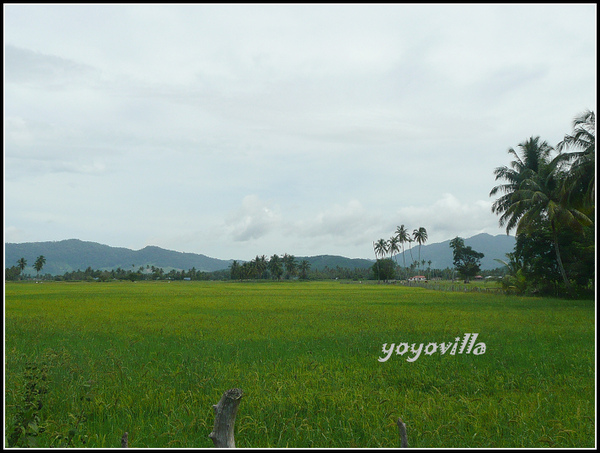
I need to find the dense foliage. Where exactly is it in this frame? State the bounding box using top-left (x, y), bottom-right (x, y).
top-left (490, 110), bottom-right (595, 297)
top-left (449, 237), bottom-right (484, 281)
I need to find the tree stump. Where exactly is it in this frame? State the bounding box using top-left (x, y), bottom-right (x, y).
top-left (397, 418), bottom-right (408, 448)
top-left (209, 388), bottom-right (243, 448)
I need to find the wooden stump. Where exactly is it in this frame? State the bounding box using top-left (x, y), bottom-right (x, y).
top-left (397, 418), bottom-right (408, 448)
top-left (209, 388), bottom-right (243, 448)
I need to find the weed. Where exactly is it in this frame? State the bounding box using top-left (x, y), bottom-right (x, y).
top-left (6, 361), bottom-right (49, 447)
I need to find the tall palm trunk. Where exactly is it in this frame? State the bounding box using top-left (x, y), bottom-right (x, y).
top-left (401, 243), bottom-right (406, 270)
top-left (373, 242), bottom-right (380, 283)
top-left (551, 221), bottom-right (570, 287)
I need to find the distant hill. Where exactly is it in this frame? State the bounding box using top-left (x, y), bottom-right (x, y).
top-left (4, 239), bottom-right (234, 276)
top-left (392, 233), bottom-right (515, 271)
top-left (5, 233), bottom-right (515, 276)
top-left (298, 255), bottom-right (374, 272)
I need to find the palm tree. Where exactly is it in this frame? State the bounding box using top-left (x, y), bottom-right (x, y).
top-left (299, 260), bottom-right (311, 280)
top-left (404, 237), bottom-right (415, 268)
top-left (412, 227), bottom-right (428, 269)
top-left (395, 225), bottom-right (410, 275)
top-left (388, 236), bottom-right (400, 280)
top-left (388, 236), bottom-right (400, 262)
top-left (17, 258), bottom-right (27, 274)
top-left (254, 255), bottom-right (268, 279)
top-left (556, 110), bottom-right (595, 212)
top-left (283, 253), bottom-right (298, 279)
top-left (374, 238), bottom-right (389, 259)
top-left (34, 255), bottom-right (46, 278)
top-left (373, 239), bottom-right (389, 282)
top-left (229, 260), bottom-right (241, 280)
top-left (268, 254), bottom-right (283, 280)
top-left (490, 136), bottom-right (592, 287)
top-left (490, 136), bottom-right (554, 233)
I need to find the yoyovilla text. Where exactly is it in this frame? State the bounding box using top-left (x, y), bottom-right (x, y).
top-left (378, 333), bottom-right (486, 362)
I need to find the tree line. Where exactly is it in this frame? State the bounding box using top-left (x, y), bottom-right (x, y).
top-left (5, 255), bottom-right (46, 281)
top-left (229, 254), bottom-right (310, 280)
top-left (372, 226), bottom-right (432, 281)
top-left (6, 254), bottom-right (493, 283)
top-left (8, 108), bottom-right (592, 296)
top-left (489, 110), bottom-right (595, 297)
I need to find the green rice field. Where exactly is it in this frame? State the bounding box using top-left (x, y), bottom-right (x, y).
top-left (4, 281), bottom-right (596, 448)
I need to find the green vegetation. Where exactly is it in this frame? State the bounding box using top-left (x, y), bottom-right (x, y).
top-left (33, 255), bottom-right (46, 278)
top-left (449, 237), bottom-right (485, 282)
top-left (5, 281), bottom-right (595, 448)
top-left (490, 110), bottom-right (595, 297)
top-left (229, 254), bottom-right (306, 281)
top-left (372, 226), bottom-right (431, 281)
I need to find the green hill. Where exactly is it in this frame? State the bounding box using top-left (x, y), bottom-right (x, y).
top-left (393, 233), bottom-right (515, 271)
top-left (5, 233), bottom-right (515, 276)
top-left (298, 255), bottom-right (374, 272)
top-left (5, 239), bottom-right (233, 275)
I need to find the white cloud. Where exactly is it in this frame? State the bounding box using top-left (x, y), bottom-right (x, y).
top-left (296, 200), bottom-right (377, 242)
top-left (5, 44), bottom-right (101, 88)
top-left (3, 4), bottom-right (596, 261)
top-left (225, 195), bottom-right (282, 242)
top-left (4, 226), bottom-right (26, 244)
top-left (394, 194), bottom-right (500, 244)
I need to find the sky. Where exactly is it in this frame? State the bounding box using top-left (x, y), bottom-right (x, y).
top-left (3, 4), bottom-right (597, 261)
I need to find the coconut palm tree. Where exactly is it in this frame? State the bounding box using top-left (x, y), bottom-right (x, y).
top-left (556, 110), bottom-right (595, 212)
top-left (412, 227), bottom-right (428, 269)
top-left (406, 237), bottom-right (415, 268)
top-left (255, 255), bottom-right (268, 279)
top-left (299, 260), bottom-right (311, 280)
top-left (388, 236), bottom-right (400, 280)
top-left (17, 258), bottom-right (27, 274)
top-left (268, 254), bottom-right (283, 280)
top-left (395, 225), bottom-right (410, 275)
top-left (374, 238), bottom-right (389, 259)
top-left (388, 236), bottom-right (400, 262)
top-left (490, 136), bottom-right (592, 287)
top-left (34, 255), bottom-right (46, 278)
top-left (373, 239), bottom-right (389, 282)
top-left (229, 260), bottom-right (241, 280)
top-left (283, 253), bottom-right (298, 279)
top-left (490, 136), bottom-right (554, 232)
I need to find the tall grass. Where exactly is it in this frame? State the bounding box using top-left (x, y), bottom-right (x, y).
top-left (5, 281), bottom-right (595, 448)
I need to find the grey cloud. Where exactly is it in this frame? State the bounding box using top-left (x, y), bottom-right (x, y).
top-left (3, 4), bottom-right (595, 260)
top-left (226, 195), bottom-right (281, 242)
top-left (5, 44), bottom-right (101, 88)
top-left (298, 200), bottom-right (369, 238)
top-left (394, 194), bottom-right (498, 244)
top-left (7, 156), bottom-right (107, 178)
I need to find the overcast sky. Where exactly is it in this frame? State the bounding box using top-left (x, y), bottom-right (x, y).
top-left (4, 4), bottom-right (596, 261)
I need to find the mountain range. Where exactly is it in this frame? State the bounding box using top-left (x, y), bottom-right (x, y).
top-left (390, 233), bottom-right (517, 272)
top-left (4, 239), bottom-right (233, 276)
top-left (5, 233), bottom-right (515, 276)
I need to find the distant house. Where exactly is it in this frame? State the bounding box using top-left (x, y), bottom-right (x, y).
top-left (408, 275), bottom-right (427, 282)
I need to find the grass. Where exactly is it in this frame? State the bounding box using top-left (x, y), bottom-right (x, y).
top-left (4, 280), bottom-right (596, 448)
